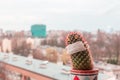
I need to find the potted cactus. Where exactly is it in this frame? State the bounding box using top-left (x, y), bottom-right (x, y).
top-left (65, 32), bottom-right (99, 80)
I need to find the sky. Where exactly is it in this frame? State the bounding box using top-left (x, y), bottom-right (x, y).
top-left (0, 0), bottom-right (120, 32)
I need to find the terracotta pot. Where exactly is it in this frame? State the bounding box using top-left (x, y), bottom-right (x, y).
top-left (70, 69), bottom-right (99, 80)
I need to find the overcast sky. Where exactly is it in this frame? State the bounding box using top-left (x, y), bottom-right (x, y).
top-left (0, 0), bottom-right (120, 32)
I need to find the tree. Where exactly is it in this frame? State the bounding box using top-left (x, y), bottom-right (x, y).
top-left (46, 47), bottom-right (58, 63)
top-left (112, 32), bottom-right (120, 64)
top-left (33, 48), bottom-right (45, 60)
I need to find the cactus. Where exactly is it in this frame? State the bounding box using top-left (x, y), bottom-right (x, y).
top-left (66, 32), bottom-right (93, 70)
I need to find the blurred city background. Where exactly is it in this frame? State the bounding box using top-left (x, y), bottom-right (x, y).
top-left (0, 27), bottom-right (120, 65)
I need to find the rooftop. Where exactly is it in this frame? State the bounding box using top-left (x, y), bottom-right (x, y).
top-left (0, 53), bottom-right (115, 80)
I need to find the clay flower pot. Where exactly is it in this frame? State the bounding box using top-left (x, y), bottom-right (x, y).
top-left (70, 69), bottom-right (99, 80)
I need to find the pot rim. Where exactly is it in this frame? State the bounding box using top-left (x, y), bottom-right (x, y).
top-left (70, 69), bottom-right (99, 74)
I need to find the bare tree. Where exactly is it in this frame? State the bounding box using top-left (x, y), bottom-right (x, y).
top-left (112, 32), bottom-right (120, 64)
top-left (33, 48), bottom-right (45, 60)
top-left (46, 47), bottom-right (58, 63)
